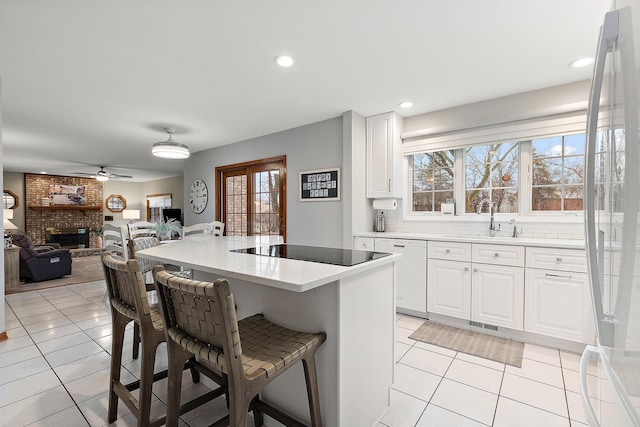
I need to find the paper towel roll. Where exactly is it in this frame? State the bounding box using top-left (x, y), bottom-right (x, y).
top-left (372, 198), bottom-right (398, 210)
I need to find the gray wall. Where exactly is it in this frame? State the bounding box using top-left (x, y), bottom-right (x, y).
top-left (403, 80), bottom-right (591, 137)
top-left (184, 117), bottom-right (345, 247)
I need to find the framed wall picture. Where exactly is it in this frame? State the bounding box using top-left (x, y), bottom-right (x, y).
top-left (299, 168), bottom-right (340, 201)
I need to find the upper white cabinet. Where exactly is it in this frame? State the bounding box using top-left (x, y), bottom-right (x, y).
top-left (366, 112), bottom-right (403, 199)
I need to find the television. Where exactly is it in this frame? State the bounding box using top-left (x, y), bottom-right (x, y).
top-left (162, 208), bottom-right (183, 226)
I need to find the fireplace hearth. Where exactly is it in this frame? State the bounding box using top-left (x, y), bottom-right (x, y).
top-left (45, 227), bottom-right (90, 249)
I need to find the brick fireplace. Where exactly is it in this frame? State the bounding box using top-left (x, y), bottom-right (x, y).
top-left (25, 174), bottom-right (103, 247)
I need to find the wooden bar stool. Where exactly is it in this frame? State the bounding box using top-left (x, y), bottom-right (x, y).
top-left (153, 266), bottom-right (327, 427)
top-left (101, 252), bottom-right (225, 427)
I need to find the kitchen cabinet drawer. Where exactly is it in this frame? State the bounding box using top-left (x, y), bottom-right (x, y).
top-left (428, 241), bottom-right (472, 262)
top-left (354, 237), bottom-right (375, 251)
top-left (526, 247), bottom-right (587, 273)
top-left (472, 243), bottom-right (524, 267)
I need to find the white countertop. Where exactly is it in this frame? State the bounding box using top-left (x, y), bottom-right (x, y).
top-left (136, 235), bottom-right (400, 292)
top-left (355, 231), bottom-right (586, 250)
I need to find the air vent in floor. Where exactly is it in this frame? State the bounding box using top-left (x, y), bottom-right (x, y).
top-left (469, 320), bottom-right (498, 331)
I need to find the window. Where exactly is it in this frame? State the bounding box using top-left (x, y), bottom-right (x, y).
top-left (531, 134), bottom-right (585, 212)
top-left (465, 142), bottom-right (519, 214)
top-left (405, 112), bottom-right (590, 217)
top-left (411, 150), bottom-right (454, 212)
top-left (595, 128), bottom-right (625, 213)
top-left (215, 156), bottom-right (286, 239)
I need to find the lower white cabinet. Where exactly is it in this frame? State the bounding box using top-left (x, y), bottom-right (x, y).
top-left (375, 238), bottom-right (427, 313)
top-left (472, 264), bottom-right (524, 330)
top-left (354, 237), bottom-right (374, 251)
top-left (427, 259), bottom-right (471, 319)
top-left (524, 268), bottom-right (595, 343)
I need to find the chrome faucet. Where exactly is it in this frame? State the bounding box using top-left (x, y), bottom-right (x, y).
top-left (510, 219), bottom-right (518, 238)
top-left (477, 199), bottom-right (498, 236)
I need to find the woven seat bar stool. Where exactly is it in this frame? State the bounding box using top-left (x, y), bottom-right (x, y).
top-left (101, 252), bottom-right (226, 427)
top-left (127, 237), bottom-right (191, 360)
top-left (153, 266), bottom-right (327, 427)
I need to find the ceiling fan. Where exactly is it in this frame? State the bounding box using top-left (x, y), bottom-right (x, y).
top-left (72, 166), bottom-right (133, 182)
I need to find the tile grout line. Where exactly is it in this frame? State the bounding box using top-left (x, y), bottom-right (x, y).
top-left (9, 287), bottom-right (93, 426)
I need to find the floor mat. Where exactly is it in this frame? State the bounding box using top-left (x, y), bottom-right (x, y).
top-left (409, 320), bottom-right (524, 367)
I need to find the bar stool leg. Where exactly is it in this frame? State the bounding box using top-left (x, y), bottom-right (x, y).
top-left (165, 343), bottom-right (192, 427)
top-left (303, 353), bottom-right (323, 427)
top-left (108, 313), bottom-right (128, 423)
top-left (133, 322), bottom-right (140, 359)
top-left (137, 342), bottom-right (159, 426)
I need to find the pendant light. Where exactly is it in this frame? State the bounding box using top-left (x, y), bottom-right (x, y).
top-left (152, 128), bottom-right (190, 159)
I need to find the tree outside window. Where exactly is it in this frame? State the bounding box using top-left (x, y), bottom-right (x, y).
top-left (465, 142), bottom-right (519, 213)
top-left (412, 150), bottom-right (454, 212)
top-left (531, 134), bottom-right (585, 212)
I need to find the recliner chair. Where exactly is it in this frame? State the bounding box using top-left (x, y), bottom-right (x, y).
top-left (12, 233), bottom-right (73, 282)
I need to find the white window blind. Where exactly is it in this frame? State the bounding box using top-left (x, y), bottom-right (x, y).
top-left (401, 111), bottom-right (587, 154)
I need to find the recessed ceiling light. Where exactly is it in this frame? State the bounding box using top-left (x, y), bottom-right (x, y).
top-left (275, 55), bottom-right (294, 67)
top-left (569, 57), bottom-right (594, 68)
top-left (40, 171), bottom-right (47, 174)
top-left (399, 101), bottom-right (414, 109)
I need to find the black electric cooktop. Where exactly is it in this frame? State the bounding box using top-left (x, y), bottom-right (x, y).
top-left (230, 244), bottom-right (390, 267)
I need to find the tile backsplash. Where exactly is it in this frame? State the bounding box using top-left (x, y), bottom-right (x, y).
top-left (378, 200), bottom-right (585, 240)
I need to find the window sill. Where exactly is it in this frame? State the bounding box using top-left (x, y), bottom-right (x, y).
top-left (402, 212), bottom-right (585, 224)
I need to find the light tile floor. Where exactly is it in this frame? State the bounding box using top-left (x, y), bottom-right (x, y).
top-left (1, 281), bottom-right (594, 426)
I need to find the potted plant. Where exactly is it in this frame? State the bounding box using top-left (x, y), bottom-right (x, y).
top-left (90, 226), bottom-right (103, 248)
top-left (153, 216), bottom-right (182, 241)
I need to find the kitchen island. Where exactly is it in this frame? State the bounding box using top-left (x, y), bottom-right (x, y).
top-left (136, 235), bottom-right (400, 427)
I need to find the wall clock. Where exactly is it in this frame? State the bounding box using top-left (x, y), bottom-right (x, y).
top-left (189, 179), bottom-right (208, 214)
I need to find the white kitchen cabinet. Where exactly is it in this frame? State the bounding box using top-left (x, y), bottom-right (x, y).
top-left (375, 238), bottom-right (427, 313)
top-left (427, 258), bottom-right (471, 319)
top-left (524, 268), bottom-right (595, 344)
top-left (366, 112), bottom-right (403, 199)
top-left (427, 241), bottom-right (524, 330)
top-left (354, 236), bottom-right (374, 251)
top-left (428, 240), bottom-right (472, 262)
top-left (472, 243), bottom-right (524, 267)
top-left (471, 263), bottom-right (524, 330)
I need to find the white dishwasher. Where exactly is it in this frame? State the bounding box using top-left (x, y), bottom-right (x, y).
top-left (375, 238), bottom-right (427, 314)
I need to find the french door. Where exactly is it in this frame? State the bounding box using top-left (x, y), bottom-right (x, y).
top-left (215, 156), bottom-right (286, 240)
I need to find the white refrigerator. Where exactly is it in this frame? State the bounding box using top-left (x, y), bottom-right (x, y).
top-left (582, 1), bottom-right (640, 426)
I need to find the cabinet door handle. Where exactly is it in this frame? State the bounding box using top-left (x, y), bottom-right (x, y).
top-left (445, 249), bottom-right (451, 254)
top-left (388, 179), bottom-right (392, 192)
top-left (494, 252), bottom-right (500, 257)
top-left (464, 267), bottom-right (469, 272)
top-left (545, 273), bottom-right (572, 280)
top-left (473, 268), bottom-right (478, 273)
top-left (393, 244), bottom-right (405, 248)
top-left (556, 257), bottom-right (563, 262)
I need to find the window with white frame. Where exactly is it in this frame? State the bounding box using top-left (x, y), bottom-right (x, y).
top-left (411, 150), bottom-right (454, 212)
top-left (531, 133), bottom-right (586, 212)
top-left (465, 142), bottom-right (519, 214)
top-left (408, 131), bottom-right (592, 216)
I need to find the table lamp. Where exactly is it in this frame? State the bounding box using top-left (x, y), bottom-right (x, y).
top-left (122, 209), bottom-right (141, 223)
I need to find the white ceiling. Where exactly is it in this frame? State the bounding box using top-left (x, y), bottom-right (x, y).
top-left (0, 0), bottom-right (611, 182)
